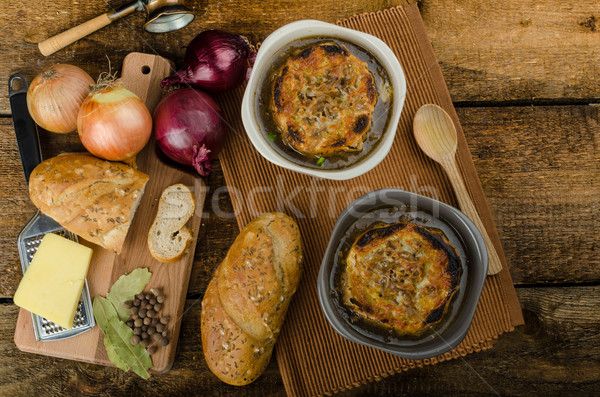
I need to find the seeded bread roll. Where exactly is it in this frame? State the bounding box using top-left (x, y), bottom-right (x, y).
top-left (28, 154), bottom-right (149, 254)
top-left (201, 212), bottom-right (303, 386)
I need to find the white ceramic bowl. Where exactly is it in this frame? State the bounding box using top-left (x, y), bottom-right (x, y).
top-left (241, 20), bottom-right (407, 180)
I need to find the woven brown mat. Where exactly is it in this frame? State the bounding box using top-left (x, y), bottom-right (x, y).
top-left (215, 3), bottom-right (524, 396)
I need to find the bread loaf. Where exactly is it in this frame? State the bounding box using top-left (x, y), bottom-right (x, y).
top-left (201, 212), bottom-right (303, 386)
top-left (28, 154), bottom-right (149, 254)
top-left (148, 184), bottom-right (195, 263)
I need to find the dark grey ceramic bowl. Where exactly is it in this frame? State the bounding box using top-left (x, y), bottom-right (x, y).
top-left (317, 188), bottom-right (488, 360)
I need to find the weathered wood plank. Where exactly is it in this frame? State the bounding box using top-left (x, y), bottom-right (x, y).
top-left (1, 286), bottom-right (598, 396)
top-left (0, 0), bottom-right (402, 115)
top-left (1, 104), bottom-right (598, 297)
top-left (463, 105), bottom-right (600, 284)
top-left (418, 0), bottom-right (600, 103)
top-left (2, 0), bottom-right (599, 115)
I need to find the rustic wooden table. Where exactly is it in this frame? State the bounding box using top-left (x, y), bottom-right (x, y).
top-left (1, 0), bottom-right (599, 395)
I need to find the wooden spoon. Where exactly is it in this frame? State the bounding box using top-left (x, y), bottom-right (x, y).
top-left (413, 104), bottom-right (502, 275)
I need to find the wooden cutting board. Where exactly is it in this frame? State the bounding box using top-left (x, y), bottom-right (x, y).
top-left (14, 53), bottom-right (206, 373)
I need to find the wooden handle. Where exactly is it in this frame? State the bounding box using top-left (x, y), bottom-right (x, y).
top-left (442, 158), bottom-right (503, 275)
top-left (121, 53), bottom-right (175, 113)
top-left (38, 13), bottom-right (112, 56)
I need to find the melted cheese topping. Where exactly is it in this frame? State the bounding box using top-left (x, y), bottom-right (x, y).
top-left (272, 42), bottom-right (377, 156)
top-left (342, 222), bottom-right (460, 335)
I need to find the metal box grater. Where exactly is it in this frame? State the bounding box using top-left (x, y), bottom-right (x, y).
top-left (17, 212), bottom-right (95, 341)
top-left (10, 73), bottom-right (95, 342)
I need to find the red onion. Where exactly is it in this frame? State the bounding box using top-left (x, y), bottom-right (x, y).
top-left (161, 30), bottom-right (256, 92)
top-left (153, 88), bottom-right (228, 176)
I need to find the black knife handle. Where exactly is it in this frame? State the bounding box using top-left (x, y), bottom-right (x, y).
top-left (9, 74), bottom-right (42, 185)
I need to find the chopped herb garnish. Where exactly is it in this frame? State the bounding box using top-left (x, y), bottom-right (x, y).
top-left (316, 157), bottom-right (325, 166)
top-left (268, 132), bottom-right (278, 141)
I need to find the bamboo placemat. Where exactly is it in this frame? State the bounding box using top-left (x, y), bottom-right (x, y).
top-left (215, 3), bottom-right (524, 396)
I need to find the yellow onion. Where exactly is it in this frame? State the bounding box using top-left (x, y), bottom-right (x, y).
top-left (77, 83), bottom-right (152, 162)
top-left (27, 64), bottom-right (94, 134)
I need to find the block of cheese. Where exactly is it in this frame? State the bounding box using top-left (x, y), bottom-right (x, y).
top-left (13, 233), bottom-right (93, 329)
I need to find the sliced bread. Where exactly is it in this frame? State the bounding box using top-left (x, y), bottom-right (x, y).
top-left (148, 184), bottom-right (196, 263)
top-left (28, 154), bottom-right (149, 254)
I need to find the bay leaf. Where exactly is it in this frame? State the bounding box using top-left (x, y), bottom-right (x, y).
top-left (104, 335), bottom-right (129, 372)
top-left (93, 296), bottom-right (152, 379)
top-left (107, 268), bottom-right (152, 321)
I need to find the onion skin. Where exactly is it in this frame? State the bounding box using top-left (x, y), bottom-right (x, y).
top-left (27, 64), bottom-right (94, 134)
top-left (77, 84), bottom-right (152, 162)
top-left (161, 30), bottom-right (255, 92)
top-left (153, 88), bottom-right (227, 176)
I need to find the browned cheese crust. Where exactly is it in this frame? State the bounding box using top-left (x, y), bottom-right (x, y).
top-left (28, 154), bottom-right (149, 254)
top-left (201, 212), bottom-right (303, 385)
top-left (343, 222), bottom-right (461, 335)
top-left (272, 42), bottom-right (377, 156)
